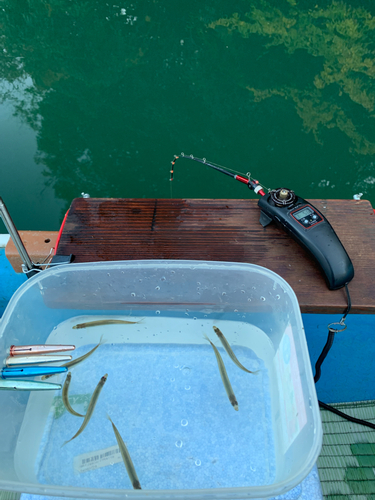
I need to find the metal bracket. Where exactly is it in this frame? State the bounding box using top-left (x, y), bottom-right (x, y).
top-left (259, 210), bottom-right (273, 228)
top-left (50, 255), bottom-right (74, 266)
top-left (0, 197), bottom-right (41, 278)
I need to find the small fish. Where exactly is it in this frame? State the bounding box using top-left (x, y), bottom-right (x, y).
top-left (73, 319), bottom-right (142, 329)
top-left (42, 336), bottom-right (105, 380)
top-left (62, 372), bottom-right (85, 418)
top-left (213, 326), bottom-right (259, 374)
top-left (204, 334), bottom-right (238, 411)
top-left (62, 373), bottom-right (108, 447)
top-left (107, 415), bottom-right (142, 490)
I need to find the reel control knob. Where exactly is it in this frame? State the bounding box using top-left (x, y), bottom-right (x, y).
top-left (270, 188), bottom-right (297, 207)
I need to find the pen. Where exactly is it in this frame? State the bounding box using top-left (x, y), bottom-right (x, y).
top-left (9, 345), bottom-right (75, 356)
top-left (1, 366), bottom-right (68, 379)
top-left (4, 354), bottom-right (72, 367)
top-left (0, 379), bottom-right (62, 391)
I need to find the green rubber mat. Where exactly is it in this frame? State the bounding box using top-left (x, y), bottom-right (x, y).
top-left (317, 400), bottom-right (375, 500)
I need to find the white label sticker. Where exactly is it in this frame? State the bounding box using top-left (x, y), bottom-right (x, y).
top-left (275, 324), bottom-right (307, 453)
top-left (74, 445), bottom-right (122, 473)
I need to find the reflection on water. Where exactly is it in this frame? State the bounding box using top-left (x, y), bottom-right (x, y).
top-left (0, 0), bottom-right (374, 230)
top-left (210, 1), bottom-right (375, 155)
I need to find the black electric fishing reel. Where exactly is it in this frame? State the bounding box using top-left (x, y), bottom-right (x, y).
top-left (170, 154), bottom-right (354, 290)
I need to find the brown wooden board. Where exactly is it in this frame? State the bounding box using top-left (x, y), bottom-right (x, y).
top-left (56, 198), bottom-right (375, 314)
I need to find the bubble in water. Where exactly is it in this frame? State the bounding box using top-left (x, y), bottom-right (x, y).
top-left (193, 317), bottom-right (197, 320)
top-left (222, 292), bottom-right (226, 296)
top-left (185, 385), bottom-right (191, 390)
top-left (252, 286), bottom-right (256, 290)
top-left (131, 292), bottom-right (136, 297)
top-left (260, 296), bottom-right (266, 301)
top-left (181, 419), bottom-right (188, 426)
top-left (161, 276), bottom-right (166, 281)
top-left (156, 310), bottom-right (161, 315)
top-left (250, 466), bottom-right (256, 472)
top-left (155, 286), bottom-right (160, 290)
top-left (175, 440), bottom-right (183, 448)
top-left (195, 459), bottom-right (201, 466)
top-left (170, 378), bottom-right (175, 382)
top-left (241, 290), bottom-right (245, 294)
top-left (174, 364), bottom-right (179, 369)
top-left (247, 298), bottom-right (252, 302)
top-left (276, 294), bottom-right (280, 300)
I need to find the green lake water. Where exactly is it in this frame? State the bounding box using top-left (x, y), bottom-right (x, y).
top-left (0, 0), bottom-right (374, 232)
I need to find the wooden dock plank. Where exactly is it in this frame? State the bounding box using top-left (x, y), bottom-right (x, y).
top-left (56, 198), bottom-right (375, 314)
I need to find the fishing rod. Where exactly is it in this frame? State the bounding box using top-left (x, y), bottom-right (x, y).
top-left (170, 154), bottom-right (266, 196)
top-left (170, 152), bottom-right (354, 291)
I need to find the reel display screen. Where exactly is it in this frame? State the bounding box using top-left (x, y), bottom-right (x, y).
top-left (290, 204), bottom-right (323, 227)
top-left (293, 206), bottom-right (314, 220)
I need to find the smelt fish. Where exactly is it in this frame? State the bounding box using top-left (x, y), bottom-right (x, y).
top-left (62, 372), bottom-right (85, 418)
top-left (213, 326), bottom-right (259, 374)
top-left (204, 334), bottom-right (239, 411)
top-left (73, 319), bottom-right (142, 329)
top-left (107, 415), bottom-right (142, 490)
top-left (62, 373), bottom-right (108, 446)
top-left (42, 336), bottom-right (105, 380)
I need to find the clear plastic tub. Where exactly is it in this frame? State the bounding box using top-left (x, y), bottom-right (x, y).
top-left (0, 260), bottom-right (322, 499)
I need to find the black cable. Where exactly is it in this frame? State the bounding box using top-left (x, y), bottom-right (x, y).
top-left (341, 283), bottom-right (351, 321)
top-left (314, 283), bottom-right (351, 384)
top-left (319, 400), bottom-right (375, 430)
top-left (314, 329), bottom-right (335, 384)
top-left (314, 284), bottom-right (375, 430)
